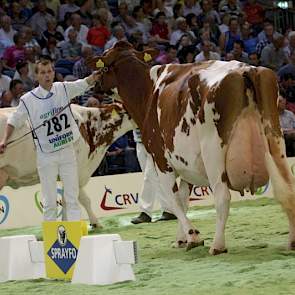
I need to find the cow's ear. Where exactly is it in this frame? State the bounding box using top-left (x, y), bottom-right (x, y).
top-left (85, 56), bottom-right (107, 70)
top-left (135, 48), bottom-right (159, 63)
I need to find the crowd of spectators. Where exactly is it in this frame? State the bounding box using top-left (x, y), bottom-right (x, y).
top-left (0, 0), bottom-right (295, 172)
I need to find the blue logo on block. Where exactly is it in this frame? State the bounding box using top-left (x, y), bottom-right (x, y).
top-left (47, 239), bottom-right (78, 274)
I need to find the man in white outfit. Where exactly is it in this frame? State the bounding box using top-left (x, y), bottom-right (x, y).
top-left (0, 59), bottom-right (101, 221)
top-left (131, 129), bottom-right (177, 224)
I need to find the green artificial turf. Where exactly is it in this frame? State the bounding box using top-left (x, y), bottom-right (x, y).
top-left (1, 197), bottom-right (295, 295)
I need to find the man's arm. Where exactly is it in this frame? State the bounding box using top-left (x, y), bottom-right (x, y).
top-left (0, 124), bottom-right (15, 153)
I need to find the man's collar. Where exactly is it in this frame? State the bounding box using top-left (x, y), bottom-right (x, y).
top-left (31, 84), bottom-right (54, 99)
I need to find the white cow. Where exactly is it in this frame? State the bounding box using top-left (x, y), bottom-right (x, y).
top-left (0, 103), bottom-right (135, 226)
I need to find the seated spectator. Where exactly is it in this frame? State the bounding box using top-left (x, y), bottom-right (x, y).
top-left (284, 31), bottom-right (295, 61)
top-left (59, 28), bottom-right (82, 63)
top-left (278, 50), bottom-right (295, 80)
top-left (241, 22), bottom-right (258, 54)
top-left (85, 96), bottom-right (100, 108)
top-left (105, 134), bottom-right (139, 175)
top-left (104, 25), bottom-right (127, 50)
top-left (156, 45), bottom-right (179, 64)
top-left (218, 13), bottom-right (230, 34)
top-left (176, 33), bottom-right (193, 51)
top-left (0, 15), bottom-right (16, 57)
top-left (2, 32), bottom-right (26, 74)
top-left (278, 95), bottom-right (295, 156)
top-left (199, 18), bottom-right (220, 45)
top-left (0, 90), bottom-right (13, 107)
top-left (87, 13), bottom-right (111, 54)
top-left (64, 13), bottom-right (89, 46)
top-left (19, 0), bottom-right (33, 20)
top-left (21, 26), bottom-right (41, 55)
top-left (183, 0), bottom-right (202, 17)
top-left (219, 0), bottom-right (243, 19)
top-left (243, 0), bottom-right (264, 34)
top-left (196, 30), bottom-right (218, 53)
top-left (279, 73), bottom-right (295, 113)
top-left (185, 13), bottom-right (200, 40)
top-left (29, 0), bottom-right (54, 40)
top-left (194, 40), bottom-right (221, 62)
top-left (179, 48), bottom-right (196, 63)
top-left (248, 52), bottom-right (260, 66)
top-left (73, 45), bottom-right (93, 79)
top-left (40, 17), bottom-right (64, 48)
top-left (150, 12), bottom-right (170, 44)
top-left (231, 40), bottom-right (249, 63)
top-left (4, 79), bottom-right (25, 107)
top-left (58, 0), bottom-right (79, 23)
top-left (219, 17), bottom-right (241, 55)
top-left (8, 1), bottom-right (27, 31)
top-left (170, 17), bottom-right (196, 46)
top-left (131, 5), bottom-right (151, 44)
top-left (45, 0), bottom-right (60, 17)
top-left (260, 33), bottom-right (288, 71)
top-left (13, 60), bottom-right (34, 91)
top-left (24, 47), bottom-right (38, 82)
top-left (0, 59), bottom-right (11, 96)
top-left (256, 20), bottom-right (279, 56)
top-left (41, 36), bottom-right (62, 62)
top-left (198, 0), bottom-right (221, 25)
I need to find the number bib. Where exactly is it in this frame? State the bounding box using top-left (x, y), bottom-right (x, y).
top-left (23, 90), bottom-right (80, 153)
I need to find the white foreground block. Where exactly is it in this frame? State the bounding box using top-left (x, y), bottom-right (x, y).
top-left (0, 235), bottom-right (45, 282)
top-left (72, 234), bottom-right (136, 285)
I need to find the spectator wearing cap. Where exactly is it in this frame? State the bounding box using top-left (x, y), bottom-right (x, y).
top-left (219, 17), bottom-right (241, 55)
top-left (29, 0), bottom-right (54, 39)
top-left (260, 33), bottom-right (288, 71)
top-left (231, 40), bottom-right (249, 63)
top-left (87, 13), bottom-right (111, 54)
top-left (64, 13), bottom-right (89, 46)
top-left (2, 33), bottom-right (26, 73)
top-left (104, 25), bottom-right (127, 50)
top-left (13, 60), bottom-right (34, 91)
top-left (58, 0), bottom-right (79, 23)
top-left (150, 12), bottom-right (170, 44)
top-left (194, 40), bottom-right (221, 62)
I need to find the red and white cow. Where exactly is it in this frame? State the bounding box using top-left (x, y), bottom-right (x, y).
top-left (87, 41), bottom-right (295, 254)
top-left (0, 103), bottom-right (134, 227)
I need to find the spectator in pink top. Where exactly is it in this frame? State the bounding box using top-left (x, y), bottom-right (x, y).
top-left (2, 33), bottom-right (26, 72)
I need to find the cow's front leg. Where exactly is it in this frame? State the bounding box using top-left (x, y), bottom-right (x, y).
top-left (209, 182), bottom-right (231, 255)
top-left (157, 169), bottom-right (203, 251)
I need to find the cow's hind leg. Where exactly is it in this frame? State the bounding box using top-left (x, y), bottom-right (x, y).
top-left (79, 187), bottom-right (102, 228)
top-left (265, 140), bottom-right (295, 250)
top-left (157, 169), bottom-right (203, 251)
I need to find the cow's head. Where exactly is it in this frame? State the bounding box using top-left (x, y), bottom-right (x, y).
top-left (86, 41), bottom-right (159, 96)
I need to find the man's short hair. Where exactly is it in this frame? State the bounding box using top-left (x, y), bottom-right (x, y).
top-left (35, 59), bottom-right (54, 74)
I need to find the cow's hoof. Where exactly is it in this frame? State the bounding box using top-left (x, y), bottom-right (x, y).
top-left (186, 240), bottom-right (205, 251)
top-left (209, 248), bottom-right (228, 255)
top-left (172, 240), bottom-right (187, 248)
top-left (288, 241), bottom-right (295, 250)
top-left (90, 223), bottom-right (103, 229)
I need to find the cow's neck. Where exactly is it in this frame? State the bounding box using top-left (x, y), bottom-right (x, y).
top-left (114, 61), bottom-right (153, 131)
